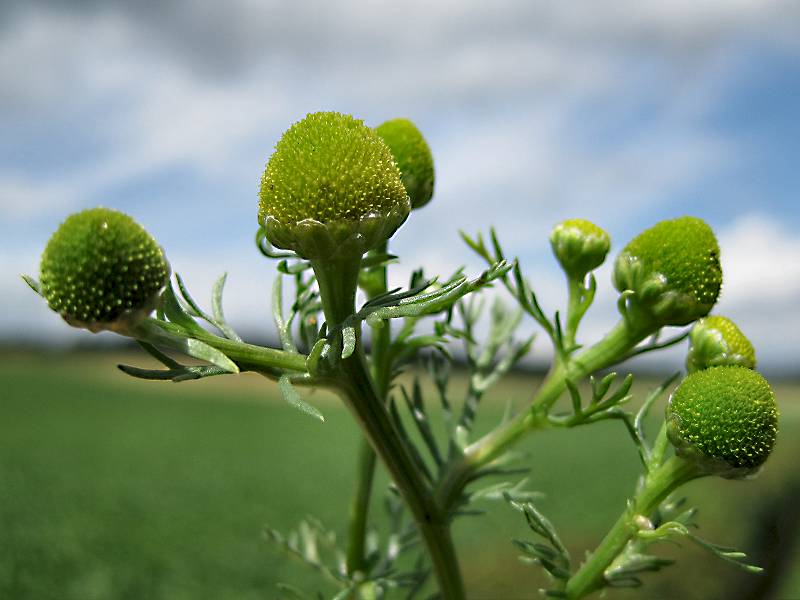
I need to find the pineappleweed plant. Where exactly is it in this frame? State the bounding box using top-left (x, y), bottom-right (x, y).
top-left (25, 112), bottom-right (780, 599)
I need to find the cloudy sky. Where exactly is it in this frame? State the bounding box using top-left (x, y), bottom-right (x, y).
top-left (2, 1), bottom-right (798, 372)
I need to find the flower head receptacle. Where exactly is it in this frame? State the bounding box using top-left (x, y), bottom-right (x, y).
top-left (550, 218), bottom-right (610, 280)
top-left (613, 216), bottom-right (722, 327)
top-left (375, 118), bottom-right (435, 210)
top-left (666, 366), bottom-right (778, 479)
top-left (259, 111), bottom-right (411, 262)
top-left (39, 207), bottom-right (170, 333)
top-left (686, 315), bottom-right (756, 373)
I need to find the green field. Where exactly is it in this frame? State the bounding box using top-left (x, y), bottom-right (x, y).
top-left (1, 351), bottom-right (799, 599)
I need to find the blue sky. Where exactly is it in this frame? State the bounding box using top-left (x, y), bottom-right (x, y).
top-left (1, 1), bottom-right (798, 372)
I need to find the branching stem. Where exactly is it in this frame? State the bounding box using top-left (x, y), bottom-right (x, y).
top-left (435, 319), bottom-right (653, 511)
top-left (564, 456), bottom-right (699, 599)
top-left (313, 258), bottom-right (466, 599)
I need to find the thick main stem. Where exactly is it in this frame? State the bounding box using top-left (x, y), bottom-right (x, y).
top-left (313, 258), bottom-right (465, 599)
top-left (564, 456), bottom-right (699, 599)
top-left (435, 319), bottom-right (653, 511)
top-left (346, 244), bottom-right (391, 576)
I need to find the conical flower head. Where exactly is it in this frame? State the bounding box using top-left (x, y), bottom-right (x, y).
top-left (40, 207), bottom-right (170, 332)
top-left (375, 118), bottom-right (435, 210)
top-left (613, 216), bottom-right (722, 326)
top-left (666, 366), bottom-right (778, 478)
top-left (259, 112), bottom-right (411, 260)
top-left (686, 315), bottom-right (756, 373)
top-left (550, 218), bottom-right (610, 279)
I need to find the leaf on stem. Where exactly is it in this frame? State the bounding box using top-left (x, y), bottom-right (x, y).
top-left (506, 493), bottom-right (572, 583)
top-left (175, 272), bottom-right (242, 341)
top-left (22, 274), bottom-right (43, 296)
top-left (278, 374), bottom-right (324, 422)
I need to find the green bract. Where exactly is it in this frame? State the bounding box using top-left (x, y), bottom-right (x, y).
top-left (666, 366), bottom-right (777, 478)
top-left (40, 207), bottom-right (170, 333)
top-left (375, 118), bottom-right (435, 210)
top-left (613, 216), bottom-right (722, 326)
top-left (259, 111), bottom-right (411, 260)
top-left (686, 315), bottom-right (756, 373)
top-left (550, 218), bottom-right (610, 279)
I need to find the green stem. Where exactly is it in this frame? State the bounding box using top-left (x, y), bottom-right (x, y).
top-left (346, 244), bottom-right (392, 576)
top-left (313, 258), bottom-right (466, 599)
top-left (346, 439), bottom-right (378, 576)
top-left (141, 319), bottom-right (308, 373)
top-left (564, 277), bottom-right (584, 351)
top-left (564, 456), bottom-right (699, 599)
top-left (435, 318), bottom-right (653, 511)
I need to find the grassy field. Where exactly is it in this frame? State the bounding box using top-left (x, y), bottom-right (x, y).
top-left (1, 350), bottom-right (799, 599)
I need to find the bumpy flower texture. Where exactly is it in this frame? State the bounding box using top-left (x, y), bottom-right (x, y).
top-left (375, 118), bottom-right (435, 210)
top-left (686, 315), bottom-right (756, 372)
top-left (259, 112), bottom-right (411, 260)
top-left (40, 207), bottom-right (170, 332)
top-left (613, 216), bottom-right (722, 326)
top-left (667, 366), bottom-right (778, 478)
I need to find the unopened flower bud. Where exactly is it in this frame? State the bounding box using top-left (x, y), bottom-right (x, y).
top-left (40, 207), bottom-right (170, 333)
top-left (686, 315), bottom-right (756, 373)
top-left (666, 366), bottom-right (777, 478)
top-left (259, 112), bottom-right (410, 260)
top-left (613, 216), bottom-right (722, 326)
top-left (550, 218), bottom-right (610, 279)
top-left (375, 118), bottom-right (435, 210)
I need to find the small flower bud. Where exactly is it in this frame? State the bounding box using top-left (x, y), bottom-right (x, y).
top-left (259, 111), bottom-right (411, 260)
top-left (686, 315), bottom-right (756, 373)
top-left (40, 207), bottom-right (170, 333)
top-left (666, 366), bottom-right (778, 478)
top-left (550, 218), bottom-right (610, 279)
top-left (613, 216), bottom-right (722, 326)
top-left (374, 118), bottom-right (435, 210)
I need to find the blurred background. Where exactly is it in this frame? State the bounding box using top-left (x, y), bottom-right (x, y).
top-left (2, 1), bottom-right (799, 598)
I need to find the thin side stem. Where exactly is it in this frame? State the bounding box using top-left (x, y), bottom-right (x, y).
top-left (435, 319), bottom-right (653, 511)
top-left (564, 276), bottom-right (584, 351)
top-left (142, 319), bottom-right (308, 373)
top-left (346, 439), bottom-right (378, 575)
top-left (564, 456), bottom-right (699, 599)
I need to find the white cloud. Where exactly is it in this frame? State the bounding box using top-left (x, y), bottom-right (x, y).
top-left (717, 214), bottom-right (800, 307)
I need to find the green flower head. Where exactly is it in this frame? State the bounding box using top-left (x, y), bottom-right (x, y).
top-left (40, 207), bottom-right (170, 333)
top-left (375, 118), bottom-right (435, 210)
top-left (686, 315), bottom-right (756, 373)
top-left (550, 218), bottom-right (611, 279)
top-left (613, 216), bottom-right (722, 326)
top-left (666, 366), bottom-right (778, 478)
top-left (259, 111), bottom-right (411, 260)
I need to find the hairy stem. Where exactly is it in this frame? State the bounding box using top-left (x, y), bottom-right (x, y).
top-left (313, 258), bottom-right (466, 599)
top-left (564, 456), bottom-right (699, 599)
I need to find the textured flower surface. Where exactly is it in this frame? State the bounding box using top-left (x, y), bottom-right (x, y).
top-left (613, 216), bottom-right (722, 326)
top-left (667, 366), bottom-right (778, 476)
top-left (40, 207), bottom-right (169, 332)
top-left (686, 315), bottom-right (756, 372)
top-left (375, 118), bottom-right (435, 210)
top-left (258, 112), bottom-right (411, 260)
